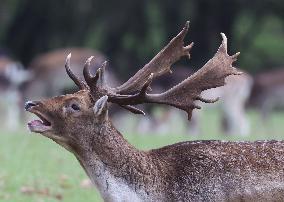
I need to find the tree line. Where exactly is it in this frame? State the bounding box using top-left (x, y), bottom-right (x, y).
top-left (0, 0), bottom-right (283, 78)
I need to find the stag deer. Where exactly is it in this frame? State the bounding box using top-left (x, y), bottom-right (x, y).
top-left (25, 22), bottom-right (284, 201)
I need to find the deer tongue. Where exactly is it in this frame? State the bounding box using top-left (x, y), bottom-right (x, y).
top-left (27, 119), bottom-right (51, 133)
top-left (28, 120), bottom-right (44, 126)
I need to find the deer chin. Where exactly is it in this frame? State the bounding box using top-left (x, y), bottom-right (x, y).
top-left (27, 110), bottom-right (52, 133)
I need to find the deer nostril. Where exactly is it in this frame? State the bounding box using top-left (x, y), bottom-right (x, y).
top-left (25, 101), bottom-right (40, 111)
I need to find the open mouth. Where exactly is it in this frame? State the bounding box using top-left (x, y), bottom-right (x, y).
top-left (27, 110), bottom-right (52, 133)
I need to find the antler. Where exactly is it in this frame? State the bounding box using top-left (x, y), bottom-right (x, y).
top-left (114, 21), bottom-right (193, 94)
top-left (65, 22), bottom-right (241, 119)
top-left (68, 21), bottom-right (193, 114)
top-left (108, 33), bottom-right (241, 119)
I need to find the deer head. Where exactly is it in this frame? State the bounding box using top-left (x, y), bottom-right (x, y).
top-left (25, 21), bottom-right (240, 156)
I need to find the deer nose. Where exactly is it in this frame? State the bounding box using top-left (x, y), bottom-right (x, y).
top-left (25, 101), bottom-right (40, 111)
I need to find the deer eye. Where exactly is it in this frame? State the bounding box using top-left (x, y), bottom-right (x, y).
top-left (71, 103), bottom-right (80, 111)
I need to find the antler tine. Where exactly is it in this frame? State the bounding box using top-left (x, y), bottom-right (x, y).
top-left (83, 56), bottom-right (96, 88)
top-left (65, 53), bottom-right (87, 89)
top-left (218, 33), bottom-right (228, 53)
top-left (83, 58), bottom-right (111, 96)
top-left (97, 61), bottom-right (107, 87)
top-left (109, 33), bottom-right (241, 120)
top-left (114, 21), bottom-right (193, 94)
top-left (120, 105), bottom-right (145, 115)
top-left (217, 33), bottom-right (241, 74)
top-left (231, 52), bottom-right (241, 62)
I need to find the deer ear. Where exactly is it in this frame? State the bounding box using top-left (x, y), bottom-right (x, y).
top-left (93, 95), bottom-right (108, 117)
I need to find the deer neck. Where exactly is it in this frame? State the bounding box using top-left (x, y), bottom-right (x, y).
top-left (72, 121), bottom-right (157, 201)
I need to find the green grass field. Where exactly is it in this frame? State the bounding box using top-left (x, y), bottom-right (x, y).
top-left (0, 109), bottom-right (283, 202)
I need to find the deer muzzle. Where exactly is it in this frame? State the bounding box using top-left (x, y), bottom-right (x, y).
top-left (25, 101), bottom-right (52, 133)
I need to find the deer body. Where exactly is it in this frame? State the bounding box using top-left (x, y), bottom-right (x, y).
top-left (25, 22), bottom-right (283, 201)
top-left (66, 116), bottom-right (284, 201)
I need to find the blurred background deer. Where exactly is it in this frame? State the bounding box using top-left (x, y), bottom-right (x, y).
top-left (23, 48), bottom-right (109, 100)
top-left (0, 52), bottom-right (30, 129)
top-left (249, 68), bottom-right (284, 121)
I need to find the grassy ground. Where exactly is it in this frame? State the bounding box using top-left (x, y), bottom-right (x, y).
top-left (0, 109), bottom-right (283, 202)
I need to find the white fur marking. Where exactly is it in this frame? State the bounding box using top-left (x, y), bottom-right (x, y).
top-left (84, 162), bottom-right (145, 202)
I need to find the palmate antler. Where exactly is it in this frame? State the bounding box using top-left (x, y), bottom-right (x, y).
top-left (114, 21), bottom-right (193, 95)
top-left (65, 21), bottom-right (241, 120)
